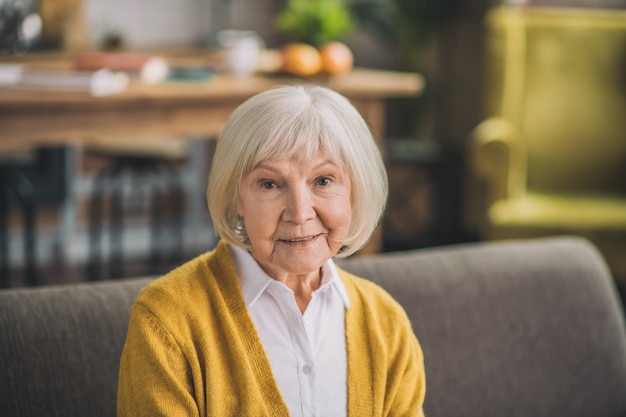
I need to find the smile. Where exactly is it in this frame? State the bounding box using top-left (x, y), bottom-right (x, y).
top-left (278, 234), bottom-right (321, 244)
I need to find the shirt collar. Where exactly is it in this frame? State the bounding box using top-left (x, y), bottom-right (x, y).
top-left (228, 243), bottom-right (350, 309)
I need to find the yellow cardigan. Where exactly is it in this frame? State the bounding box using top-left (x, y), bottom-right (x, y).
top-left (118, 241), bottom-right (425, 416)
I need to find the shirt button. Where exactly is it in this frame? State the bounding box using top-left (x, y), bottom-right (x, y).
top-left (302, 364), bottom-right (313, 375)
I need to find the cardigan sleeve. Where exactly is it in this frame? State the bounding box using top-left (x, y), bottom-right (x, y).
top-left (117, 302), bottom-right (200, 417)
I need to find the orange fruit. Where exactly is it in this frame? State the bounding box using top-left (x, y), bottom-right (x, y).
top-left (281, 43), bottom-right (322, 77)
top-left (319, 41), bottom-right (354, 75)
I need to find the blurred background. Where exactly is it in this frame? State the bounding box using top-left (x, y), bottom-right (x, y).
top-left (1, 0), bottom-right (625, 302)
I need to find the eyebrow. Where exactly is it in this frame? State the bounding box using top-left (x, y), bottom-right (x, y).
top-left (253, 159), bottom-right (339, 173)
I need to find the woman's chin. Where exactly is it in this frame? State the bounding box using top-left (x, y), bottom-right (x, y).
top-left (271, 246), bottom-right (330, 277)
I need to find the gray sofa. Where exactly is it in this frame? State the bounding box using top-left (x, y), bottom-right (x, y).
top-left (1, 236), bottom-right (625, 417)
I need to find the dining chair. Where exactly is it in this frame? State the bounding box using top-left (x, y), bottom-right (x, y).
top-left (0, 147), bottom-right (38, 287)
top-left (84, 138), bottom-right (188, 280)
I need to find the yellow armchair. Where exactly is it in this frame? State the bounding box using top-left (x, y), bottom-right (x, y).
top-left (470, 6), bottom-right (626, 281)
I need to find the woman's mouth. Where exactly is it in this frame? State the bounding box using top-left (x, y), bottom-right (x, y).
top-left (278, 234), bottom-right (321, 246)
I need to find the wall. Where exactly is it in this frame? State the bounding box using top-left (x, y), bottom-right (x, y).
top-left (82, 0), bottom-right (211, 48)
top-left (79, 0), bottom-right (395, 69)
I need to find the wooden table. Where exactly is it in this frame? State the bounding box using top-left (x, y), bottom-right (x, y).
top-left (0, 66), bottom-right (424, 151)
top-left (0, 57), bottom-right (424, 256)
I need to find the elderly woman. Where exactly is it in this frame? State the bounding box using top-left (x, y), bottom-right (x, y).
top-left (117, 85), bottom-right (425, 416)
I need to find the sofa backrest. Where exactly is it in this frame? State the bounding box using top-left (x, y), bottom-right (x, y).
top-left (0, 277), bottom-right (151, 417)
top-left (1, 236), bottom-right (625, 417)
top-left (340, 236), bottom-right (626, 417)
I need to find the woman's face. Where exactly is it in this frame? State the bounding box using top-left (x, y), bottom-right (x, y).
top-left (237, 148), bottom-right (352, 281)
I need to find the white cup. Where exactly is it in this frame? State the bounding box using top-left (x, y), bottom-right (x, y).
top-left (218, 30), bottom-right (264, 77)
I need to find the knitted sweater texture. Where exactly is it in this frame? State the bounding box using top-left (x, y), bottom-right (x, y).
top-left (117, 241), bottom-right (425, 416)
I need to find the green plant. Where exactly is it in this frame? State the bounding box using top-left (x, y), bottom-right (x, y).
top-left (275, 0), bottom-right (356, 46)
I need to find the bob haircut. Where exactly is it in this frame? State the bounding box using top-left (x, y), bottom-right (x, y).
top-left (207, 85), bottom-right (388, 258)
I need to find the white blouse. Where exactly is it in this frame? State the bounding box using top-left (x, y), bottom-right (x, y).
top-left (229, 244), bottom-right (350, 417)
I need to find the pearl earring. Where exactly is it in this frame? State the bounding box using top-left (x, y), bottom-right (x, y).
top-left (234, 217), bottom-right (248, 243)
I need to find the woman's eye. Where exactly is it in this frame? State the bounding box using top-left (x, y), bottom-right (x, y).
top-left (261, 181), bottom-right (276, 189)
top-left (317, 177), bottom-right (331, 186)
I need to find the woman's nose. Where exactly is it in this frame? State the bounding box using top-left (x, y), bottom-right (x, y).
top-left (283, 186), bottom-right (316, 224)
